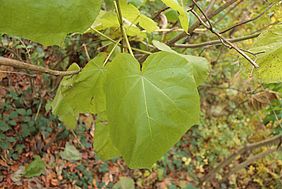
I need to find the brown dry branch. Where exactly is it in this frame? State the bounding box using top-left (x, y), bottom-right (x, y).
top-left (190, 0), bottom-right (259, 68)
top-left (173, 33), bottom-right (260, 48)
top-left (0, 56), bottom-right (80, 76)
top-left (219, 3), bottom-right (275, 34)
top-left (224, 147), bottom-right (281, 180)
top-left (214, 0), bottom-right (243, 25)
top-left (167, 0), bottom-right (241, 45)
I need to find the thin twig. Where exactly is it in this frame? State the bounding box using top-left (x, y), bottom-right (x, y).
top-left (139, 0), bottom-right (242, 62)
top-left (251, 21), bottom-right (281, 34)
top-left (104, 38), bottom-right (122, 66)
top-left (214, 0), bottom-right (243, 25)
top-left (91, 28), bottom-right (151, 55)
top-left (153, 7), bottom-right (170, 20)
top-left (191, 1), bottom-right (259, 68)
top-left (205, 0), bottom-right (217, 15)
top-left (219, 3), bottom-right (274, 34)
top-left (82, 44), bottom-right (91, 61)
top-left (0, 46), bottom-right (23, 61)
top-left (71, 130), bottom-right (84, 149)
top-left (173, 32), bottom-right (260, 48)
top-left (149, 28), bottom-right (184, 32)
top-left (201, 134), bottom-right (282, 184)
top-left (35, 100), bottom-right (43, 121)
top-left (0, 57), bottom-right (80, 76)
top-left (239, 48), bottom-right (265, 56)
top-left (91, 28), bottom-right (116, 43)
top-left (167, 0), bottom-right (240, 45)
top-left (225, 147), bottom-right (281, 179)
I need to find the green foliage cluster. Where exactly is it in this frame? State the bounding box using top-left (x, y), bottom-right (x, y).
top-left (0, 0), bottom-right (281, 183)
top-left (63, 164), bottom-right (95, 188)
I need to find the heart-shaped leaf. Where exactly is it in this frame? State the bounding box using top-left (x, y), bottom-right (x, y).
top-left (0, 0), bottom-right (102, 45)
top-left (105, 52), bottom-right (200, 168)
top-left (52, 54), bottom-right (107, 129)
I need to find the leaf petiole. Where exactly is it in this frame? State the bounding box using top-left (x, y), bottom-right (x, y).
top-left (103, 38), bottom-right (122, 66)
top-left (114, 0), bottom-right (134, 57)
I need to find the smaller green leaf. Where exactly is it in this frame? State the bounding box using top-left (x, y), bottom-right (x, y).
top-left (120, 0), bottom-right (159, 33)
top-left (178, 13), bottom-right (189, 33)
top-left (8, 120), bottom-right (17, 126)
top-left (113, 177), bottom-right (135, 189)
top-left (24, 156), bottom-right (45, 178)
top-left (120, 0), bottom-right (140, 22)
top-left (51, 64), bottom-right (80, 129)
top-left (139, 15), bottom-right (159, 33)
top-left (93, 1), bottom-right (158, 34)
top-left (17, 108), bottom-right (26, 115)
top-left (165, 9), bottom-right (179, 22)
top-left (93, 11), bottom-right (120, 30)
top-left (125, 26), bottom-right (147, 38)
top-left (0, 121), bottom-right (10, 132)
top-left (161, 0), bottom-right (189, 32)
top-left (7, 137), bottom-right (16, 143)
top-left (128, 0), bottom-right (145, 7)
top-left (9, 111), bottom-right (18, 119)
top-left (52, 54), bottom-right (107, 129)
top-left (152, 40), bottom-right (175, 53)
top-left (60, 143), bottom-right (82, 161)
top-left (0, 141), bottom-right (9, 149)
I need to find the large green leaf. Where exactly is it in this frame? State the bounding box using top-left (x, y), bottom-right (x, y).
top-left (52, 54), bottom-right (107, 129)
top-left (0, 0), bottom-right (102, 45)
top-left (246, 24), bottom-right (282, 83)
top-left (105, 52), bottom-right (200, 168)
top-left (153, 40), bottom-right (210, 86)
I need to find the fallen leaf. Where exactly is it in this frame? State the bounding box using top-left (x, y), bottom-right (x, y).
top-left (113, 177), bottom-right (135, 189)
top-left (60, 142), bottom-right (82, 161)
top-left (24, 156), bottom-right (46, 178)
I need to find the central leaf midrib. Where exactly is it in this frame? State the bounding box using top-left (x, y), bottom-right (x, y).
top-left (141, 77), bottom-right (153, 141)
top-left (142, 76), bottom-right (190, 116)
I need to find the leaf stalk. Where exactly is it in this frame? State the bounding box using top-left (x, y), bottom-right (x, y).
top-left (114, 0), bottom-right (134, 57)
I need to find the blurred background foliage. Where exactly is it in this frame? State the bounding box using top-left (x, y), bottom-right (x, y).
top-left (0, 0), bottom-right (281, 188)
